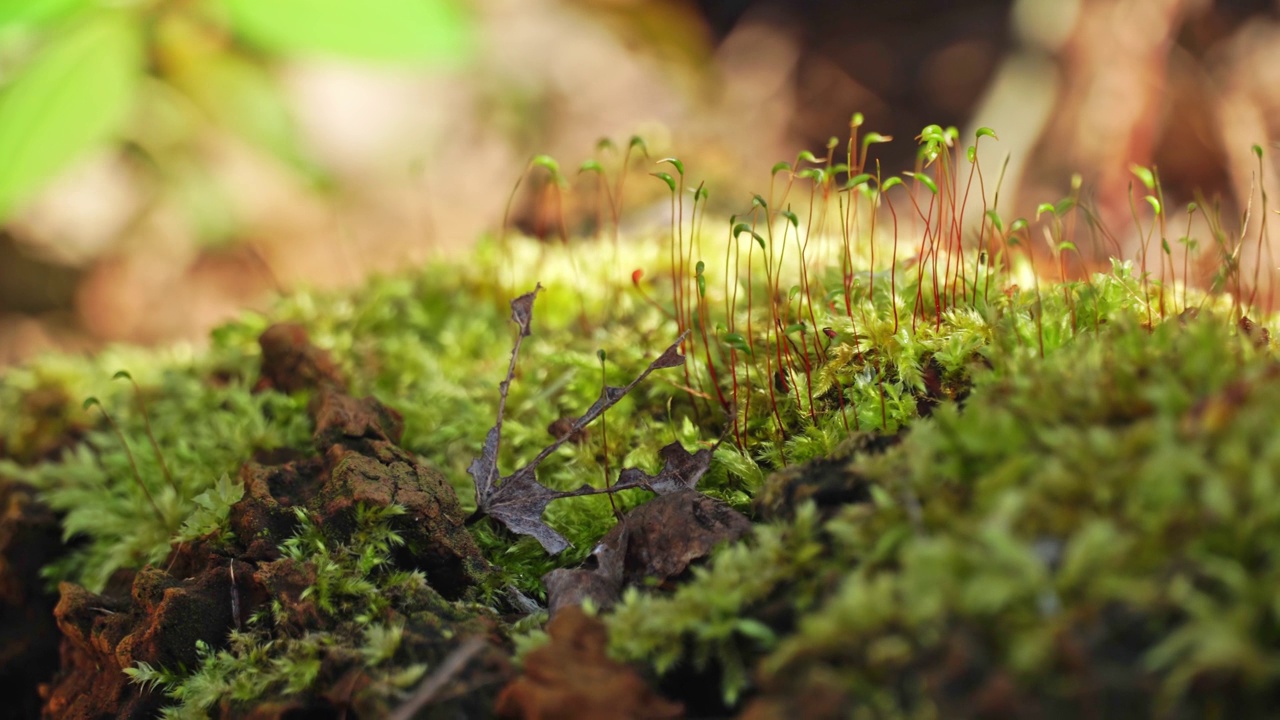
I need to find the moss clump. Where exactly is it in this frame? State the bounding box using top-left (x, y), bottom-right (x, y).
top-left (1, 368), bottom-right (312, 591)
top-left (608, 312), bottom-right (1280, 717)
top-left (128, 505), bottom-right (507, 719)
top-left (3, 124), bottom-right (1278, 716)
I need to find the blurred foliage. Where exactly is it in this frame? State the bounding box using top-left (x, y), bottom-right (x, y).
top-left (0, 0), bottom-right (472, 222)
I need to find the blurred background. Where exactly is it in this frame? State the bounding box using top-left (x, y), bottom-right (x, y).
top-left (1, 0), bottom-right (1278, 365)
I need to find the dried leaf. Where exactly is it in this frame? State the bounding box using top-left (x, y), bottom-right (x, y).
top-left (522, 331), bottom-right (689, 471)
top-left (469, 290), bottom-right (691, 554)
top-left (543, 528), bottom-right (629, 615)
top-left (485, 469), bottom-right (599, 555)
top-left (616, 490), bottom-right (752, 587)
top-left (468, 286), bottom-right (540, 506)
top-left (649, 341), bottom-right (688, 370)
top-left (467, 426), bottom-right (502, 509)
top-left (543, 490), bottom-right (752, 613)
top-left (495, 606), bottom-right (683, 720)
top-left (511, 287), bottom-right (539, 337)
top-left (613, 441), bottom-right (712, 495)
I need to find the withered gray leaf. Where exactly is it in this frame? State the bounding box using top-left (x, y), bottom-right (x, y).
top-left (467, 285), bottom-right (541, 507)
top-left (511, 285), bottom-right (540, 337)
top-left (467, 426), bottom-right (502, 508)
top-left (485, 468), bottom-right (599, 554)
top-left (543, 490), bottom-right (751, 615)
top-left (499, 329), bottom-right (691, 492)
top-left (613, 441), bottom-right (713, 495)
top-left (469, 291), bottom-right (691, 554)
top-left (649, 341), bottom-right (689, 370)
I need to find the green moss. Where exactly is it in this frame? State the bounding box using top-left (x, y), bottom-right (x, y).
top-left (127, 503), bottom-right (495, 718)
top-left (606, 311), bottom-right (1280, 715)
top-left (1, 368), bottom-right (311, 591)
top-left (3, 126), bottom-right (1276, 715)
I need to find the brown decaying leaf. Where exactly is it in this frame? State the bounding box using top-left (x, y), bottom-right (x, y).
top-left (494, 606), bottom-right (684, 720)
top-left (542, 528), bottom-right (627, 616)
top-left (537, 443), bottom-right (721, 609)
top-left (543, 489), bottom-right (752, 615)
top-left (613, 441), bottom-right (713, 495)
top-left (467, 285), bottom-right (692, 553)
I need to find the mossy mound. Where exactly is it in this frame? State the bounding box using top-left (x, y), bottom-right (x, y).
top-left (1, 127), bottom-right (1279, 716)
top-left (610, 314), bottom-right (1280, 718)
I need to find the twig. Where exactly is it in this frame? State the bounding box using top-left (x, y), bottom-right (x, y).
top-left (387, 637), bottom-right (488, 720)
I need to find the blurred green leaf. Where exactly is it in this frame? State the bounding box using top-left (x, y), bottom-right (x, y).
top-left (0, 0), bottom-right (89, 29)
top-left (170, 50), bottom-right (310, 172)
top-left (219, 0), bottom-right (471, 63)
top-left (0, 11), bottom-right (141, 218)
top-left (161, 156), bottom-right (240, 243)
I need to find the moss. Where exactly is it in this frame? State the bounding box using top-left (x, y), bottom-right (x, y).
top-left (127, 503), bottom-right (509, 719)
top-left (0, 370), bottom-right (312, 591)
top-left (607, 313), bottom-right (1280, 716)
top-left (3, 127), bottom-right (1277, 716)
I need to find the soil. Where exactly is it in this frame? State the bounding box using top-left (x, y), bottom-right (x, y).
top-left (0, 480), bottom-right (64, 719)
top-left (2, 324), bottom-right (512, 719)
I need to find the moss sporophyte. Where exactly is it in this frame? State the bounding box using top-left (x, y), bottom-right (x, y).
top-left (1, 120), bottom-right (1277, 717)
